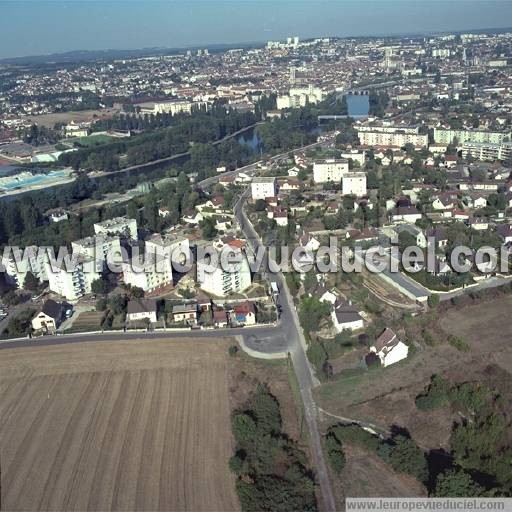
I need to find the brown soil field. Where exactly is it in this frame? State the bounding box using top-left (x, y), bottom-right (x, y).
top-left (24, 108), bottom-right (119, 129)
top-left (0, 338), bottom-right (239, 511)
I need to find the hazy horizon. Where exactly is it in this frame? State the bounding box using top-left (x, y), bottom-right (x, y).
top-left (1, 0), bottom-right (512, 60)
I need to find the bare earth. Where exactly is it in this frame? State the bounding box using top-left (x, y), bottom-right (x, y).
top-left (24, 108), bottom-right (119, 129)
top-left (0, 338), bottom-right (239, 512)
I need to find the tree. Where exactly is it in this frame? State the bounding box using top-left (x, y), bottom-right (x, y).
top-left (200, 217), bottom-right (218, 240)
top-left (23, 271), bottom-right (41, 292)
top-left (386, 435), bottom-right (429, 483)
top-left (298, 296), bottom-right (330, 334)
top-left (91, 278), bottom-right (108, 295)
top-left (434, 469), bottom-right (485, 497)
top-left (325, 432), bottom-right (346, 473)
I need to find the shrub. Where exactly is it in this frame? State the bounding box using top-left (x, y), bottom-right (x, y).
top-left (415, 375), bottom-right (450, 411)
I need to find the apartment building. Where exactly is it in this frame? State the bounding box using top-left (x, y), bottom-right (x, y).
top-left (357, 130), bottom-right (428, 149)
top-left (313, 159), bottom-right (349, 183)
top-left (153, 100), bottom-right (209, 115)
top-left (45, 256), bottom-right (100, 301)
top-left (71, 235), bottom-right (122, 268)
top-left (122, 253), bottom-right (173, 292)
top-left (433, 128), bottom-right (510, 145)
top-left (461, 141), bottom-right (512, 162)
top-left (1, 246), bottom-right (48, 288)
top-left (197, 246), bottom-right (252, 297)
top-left (276, 85), bottom-right (325, 110)
top-left (342, 172), bottom-right (367, 197)
top-left (93, 217), bottom-right (138, 240)
top-left (145, 233), bottom-right (191, 268)
top-left (251, 177), bottom-right (277, 200)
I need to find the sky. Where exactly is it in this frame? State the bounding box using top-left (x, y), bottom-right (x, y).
top-left (1, 0), bottom-right (512, 59)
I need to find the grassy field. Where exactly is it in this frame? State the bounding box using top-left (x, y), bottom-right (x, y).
top-left (0, 338), bottom-right (239, 511)
top-left (314, 296), bottom-right (512, 451)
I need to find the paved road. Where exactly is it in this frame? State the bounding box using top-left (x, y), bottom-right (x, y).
top-left (0, 324), bottom-right (282, 350)
top-left (233, 185), bottom-right (337, 511)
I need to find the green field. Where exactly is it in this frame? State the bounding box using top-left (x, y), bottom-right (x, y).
top-left (69, 134), bottom-right (115, 147)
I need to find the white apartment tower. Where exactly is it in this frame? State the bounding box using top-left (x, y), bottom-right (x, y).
top-left (313, 159), bottom-right (349, 183)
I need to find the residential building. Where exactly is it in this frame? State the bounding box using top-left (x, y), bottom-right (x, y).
top-left (433, 128), bottom-right (510, 145)
top-left (31, 299), bottom-right (64, 333)
top-left (358, 129), bottom-right (428, 149)
top-left (251, 177), bottom-right (277, 200)
top-left (122, 252), bottom-right (173, 292)
top-left (370, 328), bottom-right (409, 367)
top-left (172, 303), bottom-right (198, 323)
top-left (126, 299), bottom-right (157, 323)
top-left (197, 245), bottom-right (252, 297)
top-left (94, 217), bottom-right (138, 240)
top-left (71, 235), bottom-right (122, 268)
top-left (313, 158), bottom-right (349, 183)
top-left (342, 172), bottom-right (367, 197)
top-left (461, 141), bottom-right (512, 162)
top-left (232, 301), bottom-right (256, 325)
top-left (45, 256), bottom-right (100, 301)
top-left (331, 302), bottom-right (364, 332)
top-left (1, 246), bottom-right (48, 288)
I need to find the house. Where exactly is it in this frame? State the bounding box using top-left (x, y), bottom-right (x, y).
top-left (394, 224), bottom-right (427, 248)
top-left (429, 256), bottom-right (453, 276)
top-left (48, 209), bottom-right (69, 223)
top-left (426, 228), bottom-right (449, 249)
top-left (432, 194), bottom-right (456, 211)
top-left (370, 328), bottom-right (409, 367)
top-left (172, 303), bottom-right (197, 323)
top-left (391, 206), bottom-right (422, 223)
top-left (279, 178), bottom-right (301, 191)
top-left (126, 299), bottom-right (158, 323)
top-left (468, 193), bottom-right (487, 209)
top-left (158, 206), bottom-right (171, 218)
top-left (331, 302), bottom-right (364, 333)
top-left (274, 211), bottom-right (289, 226)
top-left (232, 301), bottom-right (256, 326)
top-left (31, 299), bottom-right (64, 333)
top-left (212, 309), bottom-right (229, 327)
top-left (497, 224), bottom-right (512, 244)
top-left (298, 231), bottom-right (321, 252)
top-left (467, 218), bottom-right (489, 231)
top-left (312, 284), bottom-right (339, 305)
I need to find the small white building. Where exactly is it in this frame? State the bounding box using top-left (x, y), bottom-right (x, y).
top-left (370, 328), bottom-right (409, 367)
top-left (251, 177), bottom-right (277, 200)
top-left (313, 159), bottom-right (349, 184)
top-left (31, 299), bottom-right (64, 333)
top-left (126, 299), bottom-right (157, 323)
top-left (331, 302), bottom-right (364, 332)
top-left (342, 172), bottom-right (367, 197)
